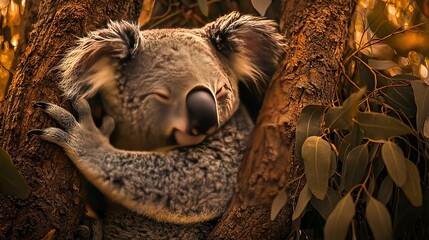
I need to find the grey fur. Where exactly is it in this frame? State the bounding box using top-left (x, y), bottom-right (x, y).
top-left (37, 100), bottom-right (251, 221)
top-left (32, 12), bottom-right (284, 239)
top-left (36, 100), bottom-right (251, 239)
top-left (205, 12), bottom-right (285, 92)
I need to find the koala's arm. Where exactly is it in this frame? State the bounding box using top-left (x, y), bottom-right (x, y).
top-left (29, 99), bottom-right (252, 224)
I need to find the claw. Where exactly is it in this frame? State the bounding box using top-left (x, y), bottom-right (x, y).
top-left (27, 129), bottom-right (44, 137)
top-left (33, 101), bottom-right (48, 109)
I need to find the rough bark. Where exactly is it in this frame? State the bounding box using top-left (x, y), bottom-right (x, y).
top-left (0, 1), bottom-right (141, 239)
top-left (210, 0), bottom-right (356, 239)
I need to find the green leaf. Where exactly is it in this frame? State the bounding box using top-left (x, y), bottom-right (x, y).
top-left (351, 123), bottom-right (363, 148)
top-left (0, 148), bottom-right (30, 198)
top-left (310, 188), bottom-right (341, 220)
top-left (292, 184), bottom-right (312, 221)
top-left (295, 105), bottom-right (324, 161)
top-left (368, 59), bottom-right (398, 70)
top-left (325, 88), bottom-right (365, 129)
top-left (382, 86), bottom-right (416, 118)
top-left (138, 0), bottom-right (156, 26)
top-left (329, 151), bottom-right (337, 177)
top-left (381, 141), bottom-right (407, 187)
top-left (198, 0), bottom-right (209, 16)
top-left (356, 61), bottom-right (376, 90)
top-left (371, 148), bottom-right (384, 180)
top-left (367, 2), bottom-right (396, 38)
top-left (424, 117), bottom-right (429, 138)
top-left (324, 193), bottom-right (355, 240)
top-left (366, 196), bottom-right (394, 240)
top-left (391, 74), bottom-right (420, 82)
top-left (302, 136), bottom-right (332, 199)
top-left (343, 144), bottom-right (369, 191)
top-left (411, 81), bottom-right (429, 133)
top-left (378, 176), bottom-right (393, 204)
top-left (355, 112), bottom-right (413, 140)
top-left (339, 134), bottom-right (353, 162)
top-left (270, 187), bottom-right (288, 220)
top-left (251, 0), bottom-right (272, 16)
top-left (369, 143), bottom-right (380, 161)
top-left (400, 159), bottom-right (423, 207)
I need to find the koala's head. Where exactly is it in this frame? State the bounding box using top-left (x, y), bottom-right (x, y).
top-left (59, 12), bottom-right (284, 151)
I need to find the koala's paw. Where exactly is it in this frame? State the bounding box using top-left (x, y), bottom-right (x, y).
top-left (28, 99), bottom-right (115, 158)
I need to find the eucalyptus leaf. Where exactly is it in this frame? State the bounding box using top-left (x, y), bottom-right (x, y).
top-left (424, 117), bottom-right (429, 138)
top-left (0, 148), bottom-right (30, 198)
top-left (310, 188), bottom-right (341, 220)
top-left (198, 0), bottom-right (209, 16)
top-left (302, 136), bottom-right (332, 200)
top-left (292, 184), bottom-right (312, 221)
top-left (351, 123), bottom-right (363, 148)
top-left (343, 144), bottom-right (369, 191)
top-left (356, 61), bottom-right (375, 90)
top-left (355, 112), bottom-right (413, 140)
top-left (367, 2), bottom-right (396, 38)
top-left (366, 196), bottom-right (394, 240)
top-left (368, 59), bottom-right (398, 70)
top-left (271, 187), bottom-right (288, 220)
top-left (382, 86), bottom-right (416, 118)
top-left (324, 193), bottom-right (356, 240)
top-left (339, 134), bottom-right (353, 162)
top-left (411, 81), bottom-right (429, 133)
top-left (381, 141), bottom-right (407, 187)
top-left (325, 88), bottom-right (365, 129)
top-left (400, 159), bottom-right (422, 207)
top-left (378, 176), bottom-right (393, 204)
top-left (138, 0), bottom-right (155, 26)
top-left (251, 0), bottom-right (272, 16)
top-left (296, 105), bottom-right (324, 161)
top-left (329, 151), bottom-right (337, 177)
top-left (391, 74), bottom-right (420, 82)
top-left (369, 143), bottom-right (380, 162)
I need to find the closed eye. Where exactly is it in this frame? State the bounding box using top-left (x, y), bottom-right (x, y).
top-left (127, 89), bottom-right (170, 104)
top-left (153, 89), bottom-right (171, 103)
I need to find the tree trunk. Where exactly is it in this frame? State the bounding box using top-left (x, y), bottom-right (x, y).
top-left (210, 0), bottom-right (356, 239)
top-left (0, 1), bottom-right (141, 239)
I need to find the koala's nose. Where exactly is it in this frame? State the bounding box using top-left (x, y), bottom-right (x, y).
top-left (186, 88), bottom-right (218, 136)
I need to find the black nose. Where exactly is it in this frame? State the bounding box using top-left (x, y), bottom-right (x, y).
top-left (186, 88), bottom-right (218, 135)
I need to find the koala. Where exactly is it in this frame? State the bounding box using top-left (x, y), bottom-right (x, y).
top-left (28, 12), bottom-right (284, 239)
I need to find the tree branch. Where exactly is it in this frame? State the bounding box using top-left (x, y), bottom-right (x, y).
top-left (210, 0), bottom-right (357, 238)
top-left (0, 1), bottom-right (141, 239)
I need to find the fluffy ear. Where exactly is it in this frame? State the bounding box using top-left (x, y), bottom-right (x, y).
top-left (59, 21), bottom-right (141, 99)
top-left (205, 12), bottom-right (284, 92)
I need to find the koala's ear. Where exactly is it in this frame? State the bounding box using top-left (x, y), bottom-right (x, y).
top-left (59, 21), bottom-right (141, 99)
top-left (205, 12), bottom-right (284, 92)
